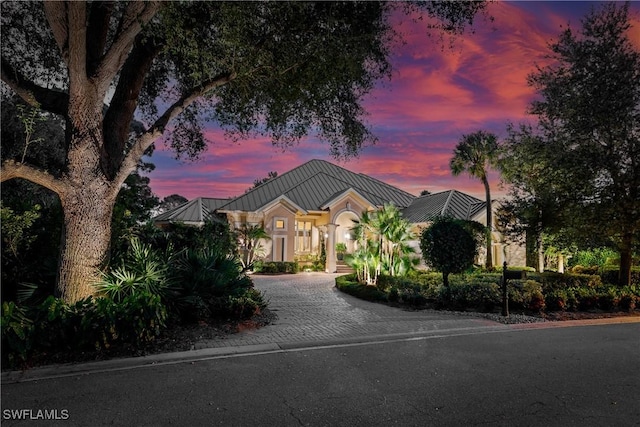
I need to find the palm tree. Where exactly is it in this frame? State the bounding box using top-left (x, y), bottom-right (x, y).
top-left (450, 131), bottom-right (499, 269)
top-left (236, 223), bottom-right (270, 270)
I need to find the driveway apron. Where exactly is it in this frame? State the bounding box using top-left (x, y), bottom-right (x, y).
top-left (195, 273), bottom-right (500, 349)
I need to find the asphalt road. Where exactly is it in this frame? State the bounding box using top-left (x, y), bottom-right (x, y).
top-left (2, 322), bottom-right (639, 426)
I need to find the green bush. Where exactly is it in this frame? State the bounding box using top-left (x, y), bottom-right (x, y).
top-left (169, 246), bottom-right (254, 319)
top-left (254, 261), bottom-right (299, 274)
top-left (335, 274), bottom-right (387, 302)
top-left (2, 293), bottom-right (168, 369)
top-left (96, 238), bottom-right (170, 303)
top-left (443, 278), bottom-right (501, 312)
top-left (336, 268), bottom-right (640, 316)
top-left (599, 267), bottom-right (640, 286)
top-left (532, 272), bottom-right (602, 292)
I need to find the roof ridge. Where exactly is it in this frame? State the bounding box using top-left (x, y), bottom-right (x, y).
top-left (357, 171), bottom-right (416, 199)
top-left (441, 190), bottom-right (455, 216)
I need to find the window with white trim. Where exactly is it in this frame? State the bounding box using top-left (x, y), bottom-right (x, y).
top-left (295, 220), bottom-right (313, 252)
top-left (274, 218), bottom-right (286, 230)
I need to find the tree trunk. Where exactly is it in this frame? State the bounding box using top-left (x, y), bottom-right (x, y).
top-left (482, 176), bottom-right (493, 269)
top-left (618, 232), bottom-right (633, 287)
top-left (56, 184), bottom-right (116, 303)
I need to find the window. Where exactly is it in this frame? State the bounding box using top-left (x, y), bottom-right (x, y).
top-left (295, 220), bottom-right (313, 252)
top-left (275, 218), bottom-right (286, 230)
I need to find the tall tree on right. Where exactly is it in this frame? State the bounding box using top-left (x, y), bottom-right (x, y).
top-left (501, 3), bottom-right (640, 286)
top-left (450, 131), bottom-right (499, 269)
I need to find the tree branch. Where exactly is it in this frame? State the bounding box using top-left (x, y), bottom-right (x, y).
top-left (86, 1), bottom-right (115, 76)
top-left (102, 33), bottom-right (164, 178)
top-left (95, 1), bottom-right (161, 87)
top-left (0, 160), bottom-right (68, 196)
top-left (67, 1), bottom-right (87, 88)
top-left (113, 71), bottom-right (237, 187)
top-left (1, 58), bottom-right (69, 115)
top-left (43, 1), bottom-right (70, 65)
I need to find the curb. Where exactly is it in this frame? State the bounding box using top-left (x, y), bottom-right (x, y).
top-left (3, 316), bottom-right (638, 385)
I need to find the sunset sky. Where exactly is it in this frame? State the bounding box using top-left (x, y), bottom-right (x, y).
top-left (146, 1), bottom-right (640, 202)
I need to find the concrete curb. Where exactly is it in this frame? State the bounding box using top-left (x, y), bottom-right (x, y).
top-left (4, 317), bottom-right (637, 385)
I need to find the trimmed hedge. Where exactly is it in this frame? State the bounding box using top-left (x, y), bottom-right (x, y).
top-left (335, 274), bottom-right (387, 302)
top-left (254, 261), bottom-right (299, 274)
top-left (336, 270), bottom-right (640, 315)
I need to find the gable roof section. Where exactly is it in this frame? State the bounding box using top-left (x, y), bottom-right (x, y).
top-left (153, 197), bottom-right (229, 224)
top-left (218, 159), bottom-right (415, 212)
top-left (401, 190), bottom-right (485, 223)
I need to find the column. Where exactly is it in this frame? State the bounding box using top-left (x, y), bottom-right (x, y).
top-left (326, 223), bottom-right (337, 273)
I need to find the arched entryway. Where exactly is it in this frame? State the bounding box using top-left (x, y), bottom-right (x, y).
top-left (334, 210), bottom-right (359, 255)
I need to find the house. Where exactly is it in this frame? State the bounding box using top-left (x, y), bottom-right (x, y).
top-left (153, 159), bottom-right (525, 271)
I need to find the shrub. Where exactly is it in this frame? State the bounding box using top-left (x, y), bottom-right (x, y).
top-left (95, 237), bottom-right (170, 303)
top-left (599, 267), bottom-right (640, 287)
top-left (2, 294), bottom-right (168, 369)
top-left (1, 302), bottom-right (34, 365)
top-left (619, 286), bottom-right (638, 311)
top-left (443, 279), bottom-right (500, 312)
top-left (169, 247), bottom-right (254, 319)
top-left (335, 274), bottom-right (387, 302)
top-left (254, 261), bottom-right (299, 274)
top-left (533, 272), bottom-right (602, 292)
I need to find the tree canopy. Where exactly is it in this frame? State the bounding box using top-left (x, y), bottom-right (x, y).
top-left (499, 2), bottom-right (640, 285)
top-left (0, 1), bottom-right (488, 302)
top-left (420, 216), bottom-right (477, 288)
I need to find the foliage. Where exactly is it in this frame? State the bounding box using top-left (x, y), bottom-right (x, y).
top-left (569, 247), bottom-right (619, 268)
top-left (158, 194), bottom-right (188, 214)
top-left (169, 246), bottom-right (255, 318)
top-left (137, 218), bottom-right (237, 257)
top-left (111, 170), bottom-right (160, 260)
top-left (96, 238), bottom-right (170, 303)
top-left (335, 274), bottom-right (388, 303)
top-left (450, 130), bottom-right (499, 268)
top-left (498, 3), bottom-right (640, 285)
top-left (420, 216), bottom-right (478, 287)
top-left (347, 204), bottom-right (417, 286)
top-left (2, 293), bottom-right (167, 369)
top-left (0, 202), bottom-right (41, 259)
top-left (247, 171), bottom-right (278, 192)
top-left (254, 262), bottom-right (299, 275)
top-left (236, 223), bottom-right (270, 271)
top-left (336, 270), bottom-right (640, 316)
top-left (0, 0), bottom-right (487, 303)
top-left (335, 242), bottom-right (348, 254)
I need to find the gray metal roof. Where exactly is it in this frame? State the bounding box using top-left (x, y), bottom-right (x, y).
top-left (153, 197), bottom-right (230, 224)
top-left (401, 190), bottom-right (486, 223)
top-left (218, 159), bottom-right (416, 212)
top-left (152, 161), bottom-right (489, 227)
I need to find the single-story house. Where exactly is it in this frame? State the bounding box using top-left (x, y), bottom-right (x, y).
top-left (154, 159), bottom-right (525, 271)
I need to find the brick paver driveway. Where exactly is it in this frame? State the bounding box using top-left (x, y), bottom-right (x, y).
top-left (196, 273), bottom-right (501, 349)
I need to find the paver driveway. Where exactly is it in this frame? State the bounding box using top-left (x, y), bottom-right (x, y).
top-left (196, 273), bottom-right (501, 349)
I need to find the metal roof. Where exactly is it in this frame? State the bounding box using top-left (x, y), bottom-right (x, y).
top-left (218, 159), bottom-right (415, 212)
top-left (153, 161), bottom-right (490, 227)
top-left (153, 197), bottom-right (230, 224)
top-left (401, 190), bottom-right (486, 223)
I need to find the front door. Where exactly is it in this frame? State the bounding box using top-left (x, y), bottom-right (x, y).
top-left (273, 236), bottom-right (286, 262)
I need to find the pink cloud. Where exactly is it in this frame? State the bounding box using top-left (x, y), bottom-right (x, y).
top-left (147, 2), bottom-right (639, 205)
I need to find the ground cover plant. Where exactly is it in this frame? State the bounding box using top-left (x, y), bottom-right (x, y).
top-left (1, 222), bottom-right (267, 370)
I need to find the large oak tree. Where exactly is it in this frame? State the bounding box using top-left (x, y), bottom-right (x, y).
top-left (1, 1), bottom-right (487, 302)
